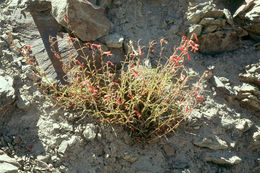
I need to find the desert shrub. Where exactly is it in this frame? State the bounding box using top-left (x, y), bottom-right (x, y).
top-left (23, 33), bottom-right (207, 143)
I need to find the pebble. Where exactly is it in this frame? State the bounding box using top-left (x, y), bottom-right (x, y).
top-left (162, 144), bottom-right (175, 157)
top-left (193, 135), bottom-right (229, 150)
top-left (204, 153), bottom-right (242, 165)
top-left (82, 124), bottom-right (97, 141)
top-left (103, 33), bottom-right (124, 48)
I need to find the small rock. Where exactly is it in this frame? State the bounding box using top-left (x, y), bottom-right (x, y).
top-left (234, 118), bottom-right (253, 132)
top-left (82, 124), bottom-right (97, 141)
top-left (0, 40), bottom-right (7, 48)
top-left (67, 135), bottom-right (81, 146)
top-left (123, 153), bottom-right (137, 163)
top-left (52, 123), bottom-right (60, 130)
top-left (203, 25), bottom-right (218, 33)
top-left (239, 83), bottom-right (258, 93)
top-left (0, 154), bottom-right (20, 167)
top-left (204, 153), bottom-right (242, 165)
top-left (193, 135), bottom-right (228, 150)
top-left (36, 155), bottom-right (50, 162)
top-left (199, 17), bottom-right (215, 25)
top-left (16, 94), bottom-right (31, 110)
top-left (51, 155), bottom-right (59, 162)
top-left (211, 76), bottom-right (233, 95)
top-left (189, 24), bottom-right (202, 36)
top-left (0, 162), bottom-right (19, 173)
top-left (103, 33), bottom-right (124, 48)
top-left (162, 144), bottom-right (175, 156)
top-left (169, 24), bottom-right (179, 34)
top-left (58, 140), bottom-right (69, 154)
top-left (13, 137), bottom-right (21, 145)
top-left (251, 130), bottom-right (260, 147)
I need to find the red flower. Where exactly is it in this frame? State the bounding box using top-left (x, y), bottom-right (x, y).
top-left (138, 45), bottom-right (144, 55)
top-left (104, 95), bottom-right (111, 100)
top-left (26, 45), bottom-right (33, 51)
top-left (77, 74), bottom-right (80, 82)
top-left (54, 52), bottom-right (60, 59)
top-left (128, 94), bottom-right (133, 99)
top-left (107, 61), bottom-right (114, 66)
top-left (77, 60), bottom-right (84, 68)
top-left (113, 82), bottom-right (119, 86)
top-left (132, 69), bottom-right (140, 76)
top-left (194, 33), bottom-right (198, 41)
top-left (187, 53), bottom-right (191, 61)
top-left (103, 51), bottom-right (112, 57)
top-left (189, 41), bottom-right (199, 53)
top-left (117, 98), bottom-right (122, 104)
top-left (84, 42), bottom-right (91, 46)
top-left (135, 110), bottom-right (141, 117)
top-left (92, 44), bottom-right (101, 50)
top-left (180, 72), bottom-right (185, 82)
top-left (185, 105), bottom-right (189, 113)
top-left (130, 53), bottom-right (137, 57)
top-left (170, 56), bottom-right (181, 62)
top-left (87, 81), bottom-right (98, 94)
top-left (160, 38), bottom-right (168, 45)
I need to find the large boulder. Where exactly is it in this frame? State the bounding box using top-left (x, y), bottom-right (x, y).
top-left (233, 0), bottom-right (260, 40)
top-left (51, 0), bottom-right (111, 41)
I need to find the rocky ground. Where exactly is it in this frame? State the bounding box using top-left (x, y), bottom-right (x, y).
top-left (0, 0), bottom-right (260, 173)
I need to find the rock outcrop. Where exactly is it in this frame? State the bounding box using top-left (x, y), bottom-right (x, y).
top-left (187, 1), bottom-right (241, 54)
top-left (235, 60), bottom-right (260, 112)
top-left (233, 0), bottom-right (260, 40)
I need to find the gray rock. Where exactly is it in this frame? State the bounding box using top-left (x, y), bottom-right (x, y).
top-left (51, 0), bottom-right (111, 41)
top-left (193, 135), bottom-right (229, 150)
top-left (169, 24), bottom-right (179, 34)
top-left (0, 162), bottom-right (18, 173)
top-left (203, 25), bottom-right (218, 33)
top-left (103, 33), bottom-right (124, 48)
top-left (233, 0), bottom-right (260, 40)
top-left (58, 140), bottom-right (69, 154)
top-left (162, 144), bottom-right (175, 156)
top-left (204, 153), bottom-right (242, 165)
top-left (198, 31), bottom-right (240, 54)
top-left (0, 75), bottom-right (15, 110)
top-left (236, 68), bottom-right (260, 112)
top-left (251, 130), bottom-right (260, 148)
top-left (189, 24), bottom-right (203, 36)
top-left (234, 118), bottom-right (253, 132)
top-left (239, 61), bottom-right (260, 86)
top-left (82, 124), bottom-right (97, 141)
top-left (16, 94), bottom-right (31, 110)
top-left (211, 76), bottom-right (233, 96)
top-left (58, 135), bottom-right (81, 154)
top-left (200, 18), bottom-right (226, 26)
top-left (123, 153), bottom-right (137, 163)
top-left (0, 154), bottom-right (20, 167)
